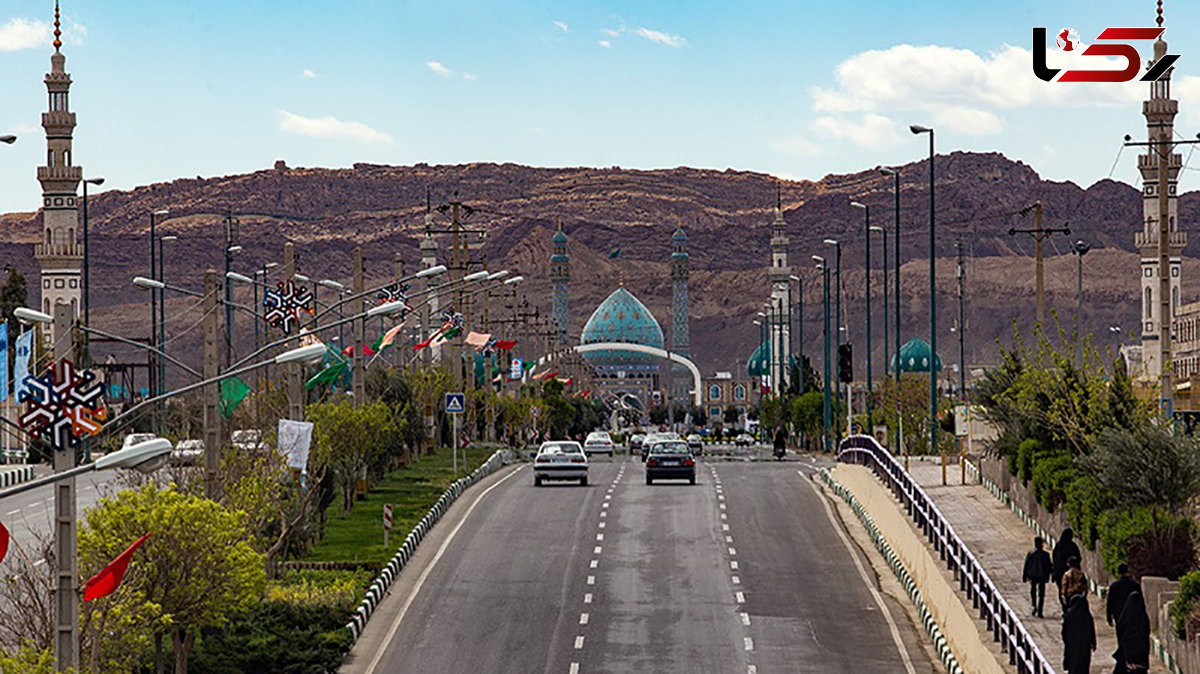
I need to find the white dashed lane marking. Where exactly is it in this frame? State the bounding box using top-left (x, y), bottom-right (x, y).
top-left (741, 612), bottom-right (751, 626)
top-left (580, 613), bottom-right (589, 625)
top-left (584, 593), bottom-right (592, 604)
top-left (587, 575), bottom-right (595, 585)
top-left (574, 636), bottom-right (585, 649)
top-left (569, 663), bottom-right (579, 674)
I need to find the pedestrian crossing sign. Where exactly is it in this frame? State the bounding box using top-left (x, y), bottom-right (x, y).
top-left (445, 392), bottom-right (465, 414)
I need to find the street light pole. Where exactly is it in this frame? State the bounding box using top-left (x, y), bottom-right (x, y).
top-left (823, 239), bottom-right (841, 438)
top-left (148, 209), bottom-right (168, 430)
top-left (910, 124), bottom-right (938, 467)
top-left (814, 256), bottom-right (831, 452)
top-left (853, 202), bottom-right (873, 431)
top-left (871, 224), bottom-right (889, 401)
top-left (1071, 239), bottom-right (1091, 331)
top-left (81, 176), bottom-right (104, 360)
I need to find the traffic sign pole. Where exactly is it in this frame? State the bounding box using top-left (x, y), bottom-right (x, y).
top-left (446, 392), bottom-right (465, 473)
top-left (383, 503), bottom-right (393, 549)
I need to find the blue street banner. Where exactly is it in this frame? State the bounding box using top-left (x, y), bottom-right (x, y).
top-left (12, 328), bottom-right (32, 401)
top-left (0, 321), bottom-right (7, 402)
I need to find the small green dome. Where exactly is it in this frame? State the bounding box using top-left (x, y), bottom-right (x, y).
top-left (672, 226), bottom-right (687, 242)
top-left (552, 228), bottom-right (568, 244)
top-left (891, 338), bottom-right (942, 373)
top-left (746, 341), bottom-right (796, 377)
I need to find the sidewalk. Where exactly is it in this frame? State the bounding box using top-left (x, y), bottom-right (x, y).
top-left (907, 458), bottom-right (1165, 674)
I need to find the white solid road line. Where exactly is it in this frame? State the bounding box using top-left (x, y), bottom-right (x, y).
top-left (569, 663), bottom-right (580, 674)
top-left (5, 509), bottom-right (18, 516)
top-left (363, 466), bottom-right (523, 674)
top-left (805, 472), bottom-right (917, 674)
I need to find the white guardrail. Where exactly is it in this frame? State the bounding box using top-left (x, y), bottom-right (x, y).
top-left (837, 435), bottom-right (1057, 674)
top-left (344, 450), bottom-right (507, 641)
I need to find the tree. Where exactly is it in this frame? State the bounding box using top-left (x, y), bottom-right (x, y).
top-left (0, 267), bottom-right (28, 376)
top-left (77, 484), bottom-right (266, 674)
top-left (1086, 425), bottom-right (1200, 515)
top-left (308, 400), bottom-right (392, 515)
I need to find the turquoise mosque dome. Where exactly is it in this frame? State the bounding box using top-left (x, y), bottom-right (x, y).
top-left (580, 287), bottom-right (665, 362)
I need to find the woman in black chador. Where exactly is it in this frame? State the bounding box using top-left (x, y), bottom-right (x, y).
top-left (1061, 593), bottom-right (1096, 674)
top-left (1114, 591), bottom-right (1150, 673)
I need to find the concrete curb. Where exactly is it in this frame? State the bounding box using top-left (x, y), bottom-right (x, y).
top-left (343, 450), bottom-right (507, 642)
top-left (0, 465), bottom-right (34, 489)
top-left (817, 468), bottom-right (965, 674)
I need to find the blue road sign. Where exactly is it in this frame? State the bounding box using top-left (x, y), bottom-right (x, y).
top-left (445, 392), bottom-right (466, 414)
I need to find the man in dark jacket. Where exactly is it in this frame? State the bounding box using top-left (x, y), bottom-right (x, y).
top-left (1115, 590), bottom-right (1150, 673)
top-left (1107, 563), bottom-right (1139, 626)
top-left (1022, 536), bottom-right (1053, 617)
top-left (1052, 528), bottom-right (1082, 607)
top-left (1062, 592), bottom-right (1096, 674)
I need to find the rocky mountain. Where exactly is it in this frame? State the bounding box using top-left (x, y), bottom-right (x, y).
top-left (0, 152), bottom-right (1180, 379)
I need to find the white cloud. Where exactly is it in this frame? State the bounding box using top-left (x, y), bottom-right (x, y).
top-left (553, 21), bottom-right (569, 33)
top-left (601, 28), bottom-right (621, 37)
top-left (633, 27), bottom-right (686, 48)
top-left (426, 61), bottom-right (454, 77)
top-left (301, 68), bottom-right (316, 79)
top-left (598, 40), bottom-right (611, 48)
top-left (278, 110), bottom-right (393, 144)
top-left (1175, 75), bottom-right (1200, 125)
top-left (931, 106), bottom-right (1004, 135)
top-left (812, 113), bottom-right (901, 149)
top-left (0, 18), bottom-right (49, 51)
top-left (769, 135), bottom-right (823, 157)
top-left (462, 72), bottom-right (477, 81)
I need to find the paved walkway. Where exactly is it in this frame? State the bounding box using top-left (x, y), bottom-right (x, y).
top-left (907, 458), bottom-right (1165, 674)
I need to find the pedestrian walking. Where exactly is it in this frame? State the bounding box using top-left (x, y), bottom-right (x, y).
top-left (1052, 528), bottom-right (1082, 606)
top-left (1022, 536), bottom-right (1052, 618)
top-left (1060, 556), bottom-right (1089, 607)
top-left (1114, 591), bottom-right (1150, 673)
top-left (1107, 563), bottom-right (1139, 627)
top-left (1062, 592), bottom-right (1097, 674)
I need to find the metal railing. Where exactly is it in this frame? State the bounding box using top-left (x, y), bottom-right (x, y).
top-left (837, 434), bottom-right (1056, 674)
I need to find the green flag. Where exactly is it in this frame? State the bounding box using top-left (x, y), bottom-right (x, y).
top-left (219, 377), bottom-right (252, 419)
top-left (305, 361), bottom-right (348, 390)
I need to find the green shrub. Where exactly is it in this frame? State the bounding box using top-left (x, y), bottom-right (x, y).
top-left (188, 568), bottom-right (370, 673)
top-left (1017, 438), bottom-right (1040, 485)
top-left (1099, 506), bottom-right (1197, 581)
top-left (1171, 570), bottom-right (1200, 639)
top-left (1031, 450), bottom-right (1073, 512)
top-left (1064, 474), bottom-right (1109, 549)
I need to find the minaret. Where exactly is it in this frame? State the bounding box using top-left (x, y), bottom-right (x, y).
top-left (36, 1), bottom-right (83, 347)
top-left (670, 222), bottom-right (690, 358)
top-left (550, 221), bottom-right (570, 343)
top-left (1137, 0), bottom-right (1184, 383)
top-left (420, 208), bottom-right (440, 363)
top-left (768, 190), bottom-right (792, 391)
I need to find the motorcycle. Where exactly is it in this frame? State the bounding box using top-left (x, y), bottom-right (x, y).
top-left (773, 445), bottom-right (786, 461)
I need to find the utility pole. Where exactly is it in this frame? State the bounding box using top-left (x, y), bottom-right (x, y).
top-left (224, 211), bottom-right (239, 368)
top-left (52, 303), bottom-right (77, 673)
top-left (955, 243), bottom-right (966, 484)
top-left (352, 247), bottom-right (365, 404)
top-left (203, 269), bottom-right (220, 498)
top-left (393, 252), bottom-right (405, 369)
top-left (1007, 201), bottom-right (1069, 325)
top-left (283, 242), bottom-right (304, 421)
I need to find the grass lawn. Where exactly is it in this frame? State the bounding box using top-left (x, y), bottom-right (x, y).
top-left (305, 445), bottom-right (495, 564)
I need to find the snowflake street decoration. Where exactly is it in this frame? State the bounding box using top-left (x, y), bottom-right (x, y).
top-left (19, 359), bottom-right (107, 453)
top-left (263, 279), bottom-right (315, 333)
top-left (440, 309), bottom-right (464, 329)
top-left (376, 281), bottom-right (410, 303)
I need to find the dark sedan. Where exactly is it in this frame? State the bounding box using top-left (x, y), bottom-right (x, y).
top-left (645, 441), bottom-right (696, 485)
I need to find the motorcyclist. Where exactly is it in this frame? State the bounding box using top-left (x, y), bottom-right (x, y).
top-left (773, 426), bottom-right (787, 460)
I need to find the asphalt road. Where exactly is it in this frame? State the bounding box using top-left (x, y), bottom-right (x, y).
top-left (343, 455), bottom-right (937, 674)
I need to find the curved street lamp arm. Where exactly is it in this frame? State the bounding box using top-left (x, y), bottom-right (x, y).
top-left (312, 267), bottom-right (448, 323)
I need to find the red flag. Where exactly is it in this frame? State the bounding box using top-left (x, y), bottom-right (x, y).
top-left (494, 339), bottom-right (517, 351)
top-left (341, 344), bottom-right (376, 357)
top-left (83, 533), bottom-right (151, 601)
top-left (0, 521), bottom-right (8, 565)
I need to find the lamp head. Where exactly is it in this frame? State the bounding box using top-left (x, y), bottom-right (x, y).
top-left (133, 276), bottom-right (165, 290)
top-left (504, 276), bottom-right (524, 285)
top-left (416, 264), bottom-right (447, 278)
top-left (160, 235), bottom-right (178, 243)
top-left (823, 239), bottom-right (839, 247)
top-left (152, 209), bottom-right (169, 216)
top-left (0, 135), bottom-right (15, 144)
top-left (14, 307), bottom-right (52, 324)
top-left (464, 271), bottom-right (489, 282)
top-left (319, 279), bottom-right (345, 290)
top-left (96, 438), bottom-right (173, 473)
top-left (869, 225), bottom-right (885, 233)
top-left (851, 202), bottom-right (867, 210)
top-left (367, 300), bottom-right (408, 317)
top-left (877, 166), bottom-right (897, 176)
top-left (275, 343), bottom-right (327, 364)
top-left (293, 273), bottom-right (310, 283)
top-left (910, 124), bottom-right (932, 134)
top-left (85, 177), bottom-right (105, 186)
top-left (811, 255), bottom-right (825, 263)
top-left (488, 270), bottom-right (509, 280)
top-left (264, 262), bottom-right (279, 269)
top-left (227, 245), bottom-right (243, 254)
top-left (225, 272), bottom-right (253, 284)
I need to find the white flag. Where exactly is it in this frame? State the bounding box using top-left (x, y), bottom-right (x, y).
top-left (278, 419), bottom-right (314, 472)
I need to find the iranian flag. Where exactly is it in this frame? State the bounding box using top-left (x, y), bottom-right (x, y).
top-left (374, 322), bottom-right (407, 352)
top-left (83, 533), bottom-right (151, 601)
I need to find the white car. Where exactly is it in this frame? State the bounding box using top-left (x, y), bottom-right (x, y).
top-left (170, 439), bottom-right (205, 466)
top-left (584, 431), bottom-right (614, 457)
top-left (686, 434), bottom-right (703, 452)
top-left (534, 441), bottom-right (589, 486)
top-left (734, 433), bottom-right (755, 447)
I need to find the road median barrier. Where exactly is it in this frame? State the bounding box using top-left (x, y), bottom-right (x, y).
top-left (0, 465), bottom-right (34, 489)
top-left (343, 450), bottom-right (508, 642)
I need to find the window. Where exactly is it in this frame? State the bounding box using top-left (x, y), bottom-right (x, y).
top-left (68, 279), bottom-right (77, 289)
top-left (708, 384), bottom-right (721, 401)
top-left (64, 149), bottom-right (70, 166)
top-left (45, 229), bottom-right (51, 244)
top-left (710, 407), bottom-right (721, 419)
top-left (47, 149), bottom-right (55, 168)
top-left (67, 228), bottom-right (74, 245)
top-left (1146, 288), bottom-right (1153, 319)
top-left (734, 384), bottom-right (747, 401)
top-left (54, 279), bottom-right (64, 289)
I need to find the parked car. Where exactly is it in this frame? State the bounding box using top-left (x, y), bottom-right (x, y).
top-left (645, 440), bottom-right (696, 485)
top-left (734, 433), bottom-right (754, 447)
top-left (584, 431), bottom-right (615, 457)
top-left (686, 434), bottom-right (703, 453)
top-left (170, 439), bottom-right (205, 466)
top-left (533, 441), bottom-right (589, 486)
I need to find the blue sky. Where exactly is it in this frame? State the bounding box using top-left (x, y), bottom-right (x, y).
top-left (2, 0), bottom-right (1199, 213)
